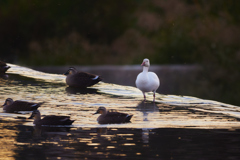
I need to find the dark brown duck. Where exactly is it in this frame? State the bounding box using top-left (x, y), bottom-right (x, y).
top-left (63, 67), bottom-right (102, 88)
top-left (2, 98), bottom-right (44, 113)
top-left (93, 107), bottom-right (133, 124)
top-left (28, 110), bottom-right (75, 126)
top-left (0, 61), bottom-right (10, 77)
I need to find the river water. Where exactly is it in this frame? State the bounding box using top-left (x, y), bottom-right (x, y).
top-left (0, 64), bottom-right (240, 160)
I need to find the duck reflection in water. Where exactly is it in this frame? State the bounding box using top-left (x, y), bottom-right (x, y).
top-left (137, 100), bottom-right (159, 121)
top-left (93, 107), bottom-right (133, 124)
top-left (65, 86), bottom-right (99, 94)
top-left (31, 125), bottom-right (72, 138)
top-left (96, 128), bottom-right (108, 134)
top-left (137, 101), bottom-right (159, 143)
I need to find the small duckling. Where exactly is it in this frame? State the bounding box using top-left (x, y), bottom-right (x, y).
top-left (28, 110), bottom-right (75, 126)
top-left (63, 67), bottom-right (102, 88)
top-left (93, 107), bottom-right (133, 124)
top-left (2, 98), bottom-right (44, 113)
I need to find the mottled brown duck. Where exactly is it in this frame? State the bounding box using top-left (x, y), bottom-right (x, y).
top-left (93, 107), bottom-right (133, 124)
top-left (2, 98), bottom-right (44, 113)
top-left (63, 67), bottom-right (102, 88)
top-left (28, 110), bottom-right (75, 126)
top-left (0, 61), bottom-right (10, 77)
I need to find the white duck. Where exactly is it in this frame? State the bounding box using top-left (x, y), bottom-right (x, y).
top-left (136, 58), bottom-right (160, 102)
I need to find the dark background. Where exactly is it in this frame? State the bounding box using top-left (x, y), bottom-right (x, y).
top-left (0, 0), bottom-right (239, 105)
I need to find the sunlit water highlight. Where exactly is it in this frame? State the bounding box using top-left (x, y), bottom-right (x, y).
top-left (1, 63), bottom-right (240, 129)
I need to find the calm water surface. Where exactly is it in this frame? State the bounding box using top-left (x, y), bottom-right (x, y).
top-left (0, 64), bottom-right (240, 160)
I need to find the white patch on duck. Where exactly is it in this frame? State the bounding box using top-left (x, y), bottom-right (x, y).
top-left (92, 75), bottom-right (99, 80)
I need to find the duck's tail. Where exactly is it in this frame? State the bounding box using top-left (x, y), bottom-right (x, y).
top-left (30, 102), bottom-right (45, 110)
top-left (125, 114), bottom-right (133, 122)
top-left (66, 120), bottom-right (75, 125)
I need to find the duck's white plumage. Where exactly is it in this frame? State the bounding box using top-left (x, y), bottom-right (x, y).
top-left (136, 58), bottom-right (160, 102)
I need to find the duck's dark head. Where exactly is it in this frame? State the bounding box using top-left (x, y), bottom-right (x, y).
top-left (63, 67), bottom-right (78, 76)
top-left (3, 98), bottom-right (14, 106)
top-left (28, 110), bottom-right (40, 119)
top-left (93, 107), bottom-right (107, 115)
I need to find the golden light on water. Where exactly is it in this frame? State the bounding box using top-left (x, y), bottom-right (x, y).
top-left (106, 146), bottom-right (115, 149)
top-left (87, 143), bottom-right (101, 146)
top-left (122, 143), bottom-right (136, 146)
top-left (0, 121), bottom-right (19, 160)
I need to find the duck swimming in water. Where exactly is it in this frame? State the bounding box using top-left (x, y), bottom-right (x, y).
top-left (93, 107), bottom-right (133, 124)
top-left (28, 110), bottom-right (75, 126)
top-left (64, 67), bottom-right (102, 88)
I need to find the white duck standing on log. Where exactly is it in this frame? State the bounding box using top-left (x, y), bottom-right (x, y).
top-left (136, 58), bottom-right (160, 102)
